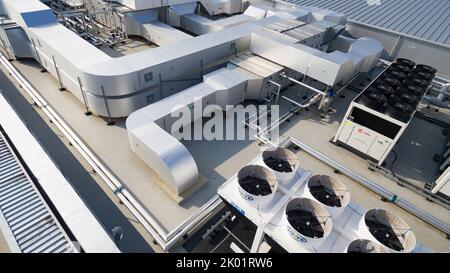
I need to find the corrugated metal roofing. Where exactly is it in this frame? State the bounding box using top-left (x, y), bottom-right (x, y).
top-left (280, 0), bottom-right (450, 46)
top-left (0, 131), bottom-right (76, 253)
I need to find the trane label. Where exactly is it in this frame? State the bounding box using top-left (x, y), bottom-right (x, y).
top-left (356, 128), bottom-right (371, 137)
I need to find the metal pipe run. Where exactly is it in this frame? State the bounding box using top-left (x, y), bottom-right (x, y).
top-left (281, 93), bottom-right (321, 108)
top-left (280, 73), bottom-right (326, 96)
top-left (268, 80), bottom-right (282, 104)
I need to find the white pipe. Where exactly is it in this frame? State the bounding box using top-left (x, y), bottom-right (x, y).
top-left (280, 73), bottom-right (326, 96)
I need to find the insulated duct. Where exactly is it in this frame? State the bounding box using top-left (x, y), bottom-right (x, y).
top-left (250, 27), bottom-right (383, 86)
top-left (126, 66), bottom-right (251, 195)
top-left (1, 0), bottom-right (282, 117)
top-left (124, 9), bottom-right (192, 46)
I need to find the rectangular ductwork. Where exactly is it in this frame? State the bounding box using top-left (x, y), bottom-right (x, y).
top-left (250, 28), bottom-right (353, 86)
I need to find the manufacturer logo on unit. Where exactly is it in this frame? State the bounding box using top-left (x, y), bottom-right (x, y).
top-left (287, 226), bottom-right (308, 243)
top-left (238, 187), bottom-right (254, 201)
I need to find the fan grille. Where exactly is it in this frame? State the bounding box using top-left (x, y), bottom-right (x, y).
top-left (287, 209), bottom-right (325, 239)
top-left (239, 176), bottom-right (273, 196)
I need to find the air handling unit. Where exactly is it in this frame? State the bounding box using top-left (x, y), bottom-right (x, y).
top-left (217, 146), bottom-right (420, 253)
top-left (333, 58), bottom-right (437, 165)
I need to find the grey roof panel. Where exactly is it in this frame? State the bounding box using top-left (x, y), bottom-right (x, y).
top-left (0, 132), bottom-right (76, 253)
top-left (281, 0), bottom-right (450, 45)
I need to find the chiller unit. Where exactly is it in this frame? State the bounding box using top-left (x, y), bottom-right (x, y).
top-left (333, 58), bottom-right (437, 165)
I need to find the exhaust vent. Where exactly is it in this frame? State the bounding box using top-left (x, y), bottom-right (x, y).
top-left (389, 63), bottom-right (412, 75)
top-left (346, 239), bottom-right (388, 253)
top-left (381, 75), bottom-right (401, 90)
top-left (360, 208), bottom-right (416, 253)
top-left (237, 165), bottom-right (278, 205)
top-left (360, 89), bottom-right (387, 111)
top-left (261, 148), bottom-right (299, 184)
top-left (385, 100), bottom-right (413, 122)
top-left (304, 175), bottom-right (350, 218)
top-left (395, 58), bottom-right (415, 69)
top-left (285, 198), bottom-right (332, 248)
top-left (386, 70), bottom-right (407, 81)
top-left (415, 64), bottom-right (436, 75)
top-left (373, 83), bottom-right (395, 98)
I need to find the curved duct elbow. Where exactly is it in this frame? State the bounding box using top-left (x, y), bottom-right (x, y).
top-left (126, 113), bottom-right (199, 195)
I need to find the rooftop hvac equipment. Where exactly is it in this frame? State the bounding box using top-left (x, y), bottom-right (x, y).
top-left (360, 89), bottom-right (387, 111)
top-left (392, 92), bottom-right (419, 107)
top-left (385, 100), bottom-right (414, 122)
top-left (260, 148), bottom-right (299, 185)
top-left (373, 83), bottom-right (395, 98)
top-left (403, 84), bottom-right (425, 97)
top-left (388, 63), bottom-right (413, 75)
top-left (359, 208), bottom-right (416, 253)
top-left (346, 239), bottom-right (388, 253)
top-left (413, 70), bottom-right (434, 81)
top-left (334, 58), bottom-right (435, 165)
top-left (396, 58), bottom-right (416, 69)
top-left (237, 165), bottom-right (278, 206)
top-left (405, 77), bottom-right (430, 89)
top-left (380, 75), bottom-right (401, 90)
top-left (415, 64), bottom-right (437, 75)
top-left (303, 175), bottom-right (350, 218)
top-left (218, 149), bottom-right (423, 253)
top-left (386, 69), bottom-right (407, 82)
top-left (284, 197), bottom-right (332, 248)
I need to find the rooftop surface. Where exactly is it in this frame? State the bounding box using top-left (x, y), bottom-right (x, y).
top-left (280, 0), bottom-right (450, 46)
top-left (0, 125), bottom-right (76, 253)
top-left (2, 56), bottom-right (449, 252)
top-left (0, 230), bottom-right (9, 253)
top-left (0, 67), bottom-right (155, 253)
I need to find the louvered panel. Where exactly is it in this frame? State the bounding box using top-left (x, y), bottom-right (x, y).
top-left (0, 132), bottom-right (76, 253)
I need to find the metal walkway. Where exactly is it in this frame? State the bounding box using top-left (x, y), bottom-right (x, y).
top-left (0, 130), bottom-right (77, 253)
